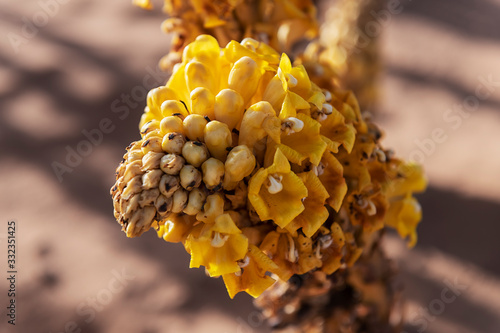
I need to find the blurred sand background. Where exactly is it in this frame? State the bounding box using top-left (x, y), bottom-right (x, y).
top-left (0, 0), bottom-right (499, 332)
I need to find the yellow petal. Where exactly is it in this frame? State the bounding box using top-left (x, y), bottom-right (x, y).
top-left (287, 171), bottom-right (330, 237)
top-left (320, 108), bottom-right (356, 153)
top-left (387, 162), bottom-right (427, 198)
top-left (222, 245), bottom-right (277, 298)
top-left (386, 194), bottom-right (422, 248)
top-left (278, 113), bottom-right (327, 165)
top-left (132, 0), bottom-right (153, 10)
top-left (319, 153), bottom-right (347, 211)
top-left (157, 214), bottom-right (196, 243)
top-left (213, 213), bottom-right (242, 235)
top-left (187, 230), bottom-right (248, 276)
top-left (196, 193), bottom-right (225, 223)
top-left (182, 34), bottom-right (220, 65)
top-left (239, 101), bottom-right (280, 150)
top-left (267, 148), bottom-right (291, 174)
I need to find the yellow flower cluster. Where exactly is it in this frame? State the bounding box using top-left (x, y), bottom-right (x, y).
top-left (133, 0), bottom-right (318, 70)
top-left (111, 35), bottom-right (425, 298)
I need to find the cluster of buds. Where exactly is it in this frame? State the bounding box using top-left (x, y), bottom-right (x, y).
top-left (133, 0), bottom-right (318, 71)
top-left (111, 34), bottom-right (425, 298)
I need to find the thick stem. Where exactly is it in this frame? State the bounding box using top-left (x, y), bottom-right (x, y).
top-left (255, 232), bottom-right (402, 333)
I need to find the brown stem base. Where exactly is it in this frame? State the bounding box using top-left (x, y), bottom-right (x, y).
top-left (255, 234), bottom-right (402, 333)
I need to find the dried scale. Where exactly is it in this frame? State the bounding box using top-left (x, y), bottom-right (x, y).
top-left (111, 1), bottom-right (426, 332)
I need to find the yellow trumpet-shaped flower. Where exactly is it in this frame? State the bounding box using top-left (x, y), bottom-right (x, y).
top-left (277, 113), bottom-right (327, 166)
top-left (156, 214), bottom-right (196, 243)
top-left (320, 222), bottom-right (346, 274)
top-left (318, 152), bottom-right (348, 212)
top-left (286, 171), bottom-right (330, 238)
top-left (222, 245), bottom-right (280, 298)
top-left (238, 101), bottom-right (281, 152)
top-left (186, 213), bottom-right (249, 276)
top-left (248, 148), bottom-right (308, 229)
top-left (385, 194), bottom-right (422, 248)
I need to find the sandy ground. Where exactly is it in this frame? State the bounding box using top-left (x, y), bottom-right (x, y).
top-left (0, 0), bottom-right (499, 332)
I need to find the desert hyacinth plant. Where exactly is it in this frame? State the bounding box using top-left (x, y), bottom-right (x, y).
top-left (111, 1), bottom-right (425, 332)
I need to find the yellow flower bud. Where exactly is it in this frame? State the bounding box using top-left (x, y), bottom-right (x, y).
top-left (223, 145), bottom-right (256, 189)
top-left (171, 188), bottom-right (189, 213)
top-left (185, 60), bottom-right (215, 93)
top-left (201, 157), bottom-right (225, 190)
top-left (182, 141), bottom-right (209, 167)
top-left (183, 114), bottom-right (208, 141)
top-left (160, 153), bottom-right (185, 175)
top-left (228, 56), bottom-right (261, 104)
top-left (162, 132), bottom-right (186, 154)
top-left (140, 120), bottom-right (160, 136)
top-left (160, 116), bottom-right (185, 135)
top-left (142, 129), bottom-right (162, 141)
top-left (190, 87), bottom-right (215, 120)
top-left (204, 120), bottom-right (232, 161)
top-left (183, 188), bottom-right (207, 215)
top-left (159, 174), bottom-right (180, 198)
top-left (196, 192), bottom-right (225, 223)
top-left (147, 86), bottom-right (178, 114)
top-left (179, 164), bottom-right (202, 190)
top-left (141, 136), bottom-right (164, 154)
top-left (238, 101), bottom-right (281, 151)
top-left (161, 100), bottom-right (189, 118)
top-left (154, 194), bottom-right (173, 218)
top-left (214, 89), bottom-right (244, 130)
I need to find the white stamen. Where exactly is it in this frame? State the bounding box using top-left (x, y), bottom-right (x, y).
top-left (315, 244), bottom-right (322, 260)
top-left (287, 234), bottom-right (298, 262)
top-left (322, 103), bottom-right (333, 115)
top-left (317, 113), bottom-right (327, 122)
top-left (234, 269), bottom-right (242, 276)
top-left (238, 256), bottom-right (250, 268)
top-left (373, 148), bottom-right (386, 162)
top-left (267, 174), bottom-right (283, 194)
top-left (366, 200), bottom-right (377, 216)
top-left (281, 117), bottom-right (304, 134)
top-left (324, 90), bottom-right (332, 102)
top-left (312, 163), bottom-right (325, 176)
top-left (286, 73), bottom-right (298, 87)
top-left (241, 38), bottom-right (258, 52)
top-left (356, 196), bottom-right (368, 209)
top-left (319, 235), bottom-right (333, 249)
top-left (211, 232), bottom-right (229, 248)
